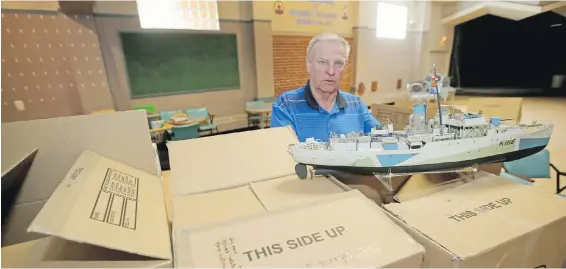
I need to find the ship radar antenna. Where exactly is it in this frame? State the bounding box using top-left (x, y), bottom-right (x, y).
top-left (431, 64), bottom-right (444, 135)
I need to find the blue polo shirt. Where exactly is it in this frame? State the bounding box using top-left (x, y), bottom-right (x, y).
top-left (270, 82), bottom-right (381, 142)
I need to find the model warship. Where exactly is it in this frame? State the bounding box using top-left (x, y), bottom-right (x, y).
top-left (289, 65), bottom-right (553, 179)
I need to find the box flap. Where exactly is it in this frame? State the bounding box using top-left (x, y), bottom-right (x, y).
top-left (250, 175), bottom-right (347, 210)
top-left (172, 185), bottom-right (266, 230)
top-left (1, 149), bottom-right (38, 177)
top-left (2, 237), bottom-right (173, 268)
top-left (384, 174), bottom-right (566, 259)
top-left (168, 127), bottom-right (298, 196)
top-left (2, 148), bottom-right (38, 243)
top-left (27, 150), bottom-right (171, 260)
top-left (175, 190), bottom-right (424, 268)
top-left (2, 149), bottom-right (38, 194)
top-left (1, 110), bottom-right (158, 205)
top-left (1, 237), bottom-right (43, 268)
top-left (393, 173), bottom-right (464, 202)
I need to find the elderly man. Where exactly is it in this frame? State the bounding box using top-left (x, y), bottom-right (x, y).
top-left (270, 32), bottom-right (381, 142)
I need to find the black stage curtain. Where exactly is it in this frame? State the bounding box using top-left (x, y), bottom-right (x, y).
top-left (449, 12), bottom-right (566, 94)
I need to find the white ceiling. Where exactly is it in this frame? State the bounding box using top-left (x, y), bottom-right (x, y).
top-left (441, 1), bottom-right (566, 25)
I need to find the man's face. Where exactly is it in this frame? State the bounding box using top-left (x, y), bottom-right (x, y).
top-left (307, 40), bottom-right (347, 93)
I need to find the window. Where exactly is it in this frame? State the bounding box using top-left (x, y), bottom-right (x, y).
top-left (376, 2), bottom-right (408, 39)
top-left (137, 0), bottom-right (219, 30)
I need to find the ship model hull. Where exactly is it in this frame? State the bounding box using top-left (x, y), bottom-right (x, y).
top-left (289, 124), bottom-right (552, 177)
top-left (309, 145), bottom-right (546, 175)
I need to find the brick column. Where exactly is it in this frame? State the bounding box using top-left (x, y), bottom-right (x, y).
top-left (273, 35), bottom-right (354, 96)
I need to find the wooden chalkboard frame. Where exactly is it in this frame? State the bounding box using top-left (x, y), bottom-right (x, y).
top-left (118, 29), bottom-right (241, 99)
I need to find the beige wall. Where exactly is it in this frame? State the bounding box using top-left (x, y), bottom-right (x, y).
top-left (1, 2), bottom-right (115, 121)
top-left (252, 21), bottom-right (275, 98)
top-left (252, 1), bottom-right (357, 97)
top-left (2, 1), bottom-right (260, 128)
top-left (2, 0), bottom-right (459, 123)
top-left (253, 1), bottom-right (357, 36)
top-left (353, 1), bottom-right (444, 97)
top-left (95, 17), bottom-right (257, 118)
top-left (92, 1), bottom-right (258, 130)
top-left (424, 2), bottom-right (455, 77)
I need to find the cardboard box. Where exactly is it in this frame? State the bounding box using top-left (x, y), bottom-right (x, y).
top-left (11, 150), bottom-right (172, 267)
top-left (168, 127), bottom-right (305, 195)
top-left (1, 238), bottom-right (43, 268)
top-left (371, 104), bottom-right (412, 131)
top-left (372, 100), bottom-right (445, 131)
top-left (384, 172), bottom-right (566, 267)
top-left (1, 110), bottom-right (158, 246)
top-left (167, 127), bottom-right (352, 254)
top-left (168, 127), bottom-right (425, 268)
top-left (2, 149), bottom-right (38, 244)
top-left (533, 177), bottom-right (566, 197)
top-left (477, 162), bottom-right (503, 175)
top-left (393, 173), bottom-right (466, 202)
top-left (175, 190), bottom-right (425, 268)
top-left (467, 97), bottom-right (523, 122)
top-left (328, 170), bottom-right (411, 204)
top-left (171, 175), bottom-right (348, 230)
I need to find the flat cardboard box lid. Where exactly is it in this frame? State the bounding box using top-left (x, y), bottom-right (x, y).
top-left (175, 190), bottom-right (424, 268)
top-left (384, 174), bottom-right (566, 259)
top-left (168, 127), bottom-right (298, 196)
top-left (250, 175), bottom-right (346, 210)
top-left (172, 175), bottom-right (347, 230)
top-left (172, 185), bottom-right (267, 230)
top-left (27, 150), bottom-right (171, 260)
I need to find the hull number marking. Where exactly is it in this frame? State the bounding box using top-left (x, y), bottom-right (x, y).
top-left (499, 139), bottom-right (516, 146)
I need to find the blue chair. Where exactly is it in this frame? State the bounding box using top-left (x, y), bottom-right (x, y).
top-left (246, 101), bottom-right (265, 127)
top-left (160, 110), bottom-right (182, 122)
top-left (171, 122), bottom-right (200, 141)
top-left (500, 149), bottom-right (565, 195)
top-left (186, 107), bottom-right (218, 135)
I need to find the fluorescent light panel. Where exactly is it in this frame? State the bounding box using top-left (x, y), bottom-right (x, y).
top-left (376, 2), bottom-right (408, 39)
top-left (137, 0), bottom-right (220, 30)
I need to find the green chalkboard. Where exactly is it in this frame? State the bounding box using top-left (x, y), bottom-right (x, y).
top-left (120, 32), bottom-right (240, 98)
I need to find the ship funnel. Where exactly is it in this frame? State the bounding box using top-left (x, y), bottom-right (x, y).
top-left (411, 103), bottom-right (428, 133)
top-left (413, 103), bottom-right (427, 116)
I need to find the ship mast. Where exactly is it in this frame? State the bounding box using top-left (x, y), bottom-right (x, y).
top-left (431, 64), bottom-right (444, 135)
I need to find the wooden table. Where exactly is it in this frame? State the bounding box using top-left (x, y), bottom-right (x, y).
top-left (246, 107), bottom-right (272, 129)
top-left (150, 117), bottom-right (207, 133)
top-left (168, 118), bottom-right (207, 126)
top-left (359, 91), bottom-right (412, 107)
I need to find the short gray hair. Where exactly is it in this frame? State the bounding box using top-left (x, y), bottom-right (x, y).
top-left (306, 32), bottom-right (351, 60)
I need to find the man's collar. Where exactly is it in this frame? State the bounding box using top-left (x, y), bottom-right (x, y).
top-left (304, 80), bottom-right (347, 110)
